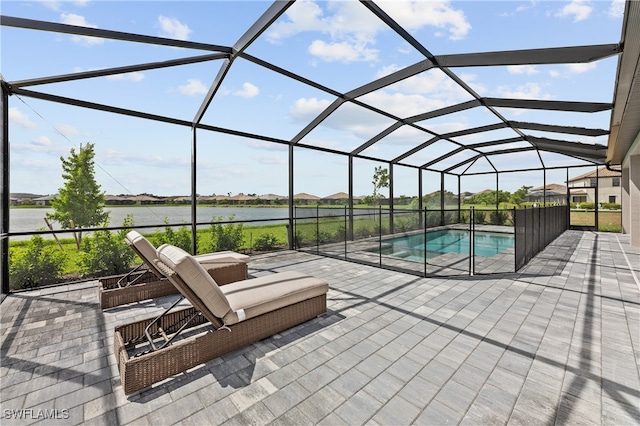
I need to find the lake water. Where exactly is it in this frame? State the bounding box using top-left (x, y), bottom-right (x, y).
top-left (8, 206), bottom-right (291, 240)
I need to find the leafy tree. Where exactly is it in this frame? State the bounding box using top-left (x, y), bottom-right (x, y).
top-left (468, 190), bottom-right (510, 206)
top-left (47, 143), bottom-right (108, 246)
top-left (510, 185), bottom-right (532, 206)
top-left (371, 166), bottom-right (389, 206)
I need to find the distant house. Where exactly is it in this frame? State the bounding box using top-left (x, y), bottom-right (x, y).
top-left (526, 184), bottom-right (567, 204)
top-left (293, 193), bottom-right (320, 205)
top-left (105, 195), bottom-right (136, 205)
top-left (258, 194), bottom-right (287, 205)
top-left (567, 167), bottom-right (622, 204)
top-left (129, 195), bottom-right (163, 205)
top-left (32, 195), bottom-right (55, 206)
top-left (228, 194), bottom-right (256, 205)
top-left (321, 192), bottom-right (364, 205)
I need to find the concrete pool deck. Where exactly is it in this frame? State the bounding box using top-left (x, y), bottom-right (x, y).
top-left (1, 230), bottom-right (639, 425)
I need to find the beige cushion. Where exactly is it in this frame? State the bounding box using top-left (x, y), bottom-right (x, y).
top-left (195, 251), bottom-right (250, 264)
top-left (126, 230), bottom-right (163, 276)
top-left (157, 244), bottom-right (232, 319)
top-left (221, 271), bottom-right (328, 325)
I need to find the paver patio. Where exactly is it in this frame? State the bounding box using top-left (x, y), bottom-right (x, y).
top-left (1, 230), bottom-right (639, 425)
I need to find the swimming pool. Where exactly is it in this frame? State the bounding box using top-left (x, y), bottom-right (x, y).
top-left (379, 229), bottom-right (514, 261)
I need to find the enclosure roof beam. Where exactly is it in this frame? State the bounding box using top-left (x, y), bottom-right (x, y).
top-left (509, 121), bottom-right (609, 137)
top-left (239, 52), bottom-right (342, 98)
top-left (291, 98), bottom-right (346, 145)
top-left (10, 53), bottom-right (228, 88)
top-left (351, 122), bottom-right (405, 155)
top-left (0, 15), bottom-right (231, 52)
top-left (483, 98), bottom-right (613, 112)
top-left (345, 59), bottom-right (434, 99)
top-left (392, 136), bottom-right (441, 163)
top-left (12, 87), bottom-right (292, 145)
top-left (436, 44), bottom-right (620, 67)
top-left (194, 1), bottom-right (294, 124)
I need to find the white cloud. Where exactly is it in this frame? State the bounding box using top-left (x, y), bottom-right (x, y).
top-left (378, 0), bottom-right (471, 40)
top-left (106, 72), bottom-right (145, 82)
top-left (178, 79), bottom-right (207, 95)
top-left (101, 149), bottom-right (188, 168)
top-left (507, 65), bottom-right (539, 75)
top-left (289, 97), bottom-right (332, 121)
top-left (60, 13), bottom-right (104, 45)
top-left (497, 82), bottom-right (552, 100)
top-left (32, 136), bottom-right (51, 147)
top-left (565, 62), bottom-right (597, 74)
top-left (608, 0), bottom-right (625, 18)
top-left (308, 40), bottom-right (379, 63)
top-left (54, 124), bottom-right (80, 137)
top-left (9, 108), bottom-right (37, 129)
top-left (158, 16), bottom-right (191, 40)
top-left (39, 1), bottom-right (87, 11)
top-left (549, 70), bottom-right (561, 78)
top-left (266, 1), bottom-right (470, 64)
top-left (555, 0), bottom-right (593, 22)
top-left (251, 154), bottom-right (287, 165)
top-left (234, 82), bottom-right (260, 99)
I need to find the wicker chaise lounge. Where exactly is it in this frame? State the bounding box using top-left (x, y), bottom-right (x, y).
top-left (114, 244), bottom-right (329, 395)
top-left (99, 231), bottom-right (250, 309)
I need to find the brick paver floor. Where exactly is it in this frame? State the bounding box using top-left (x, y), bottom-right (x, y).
top-left (1, 230), bottom-right (638, 425)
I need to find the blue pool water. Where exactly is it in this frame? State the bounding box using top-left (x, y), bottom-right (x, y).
top-left (380, 229), bottom-right (514, 261)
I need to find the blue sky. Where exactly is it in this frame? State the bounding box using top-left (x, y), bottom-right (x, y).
top-left (2, 0), bottom-right (626, 198)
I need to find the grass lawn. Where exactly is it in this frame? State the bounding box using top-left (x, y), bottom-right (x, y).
top-left (570, 210), bottom-right (622, 232)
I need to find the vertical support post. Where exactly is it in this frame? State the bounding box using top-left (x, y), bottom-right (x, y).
top-left (457, 175), bottom-right (461, 224)
top-left (543, 168), bottom-right (547, 247)
top-left (348, 155), bottom-right (354, 241)
top-left (1, 81), bottom-right (10, 294)
top-left (289, 144), bottom-right (294, 249)
top-left (389, 163), bottom-right (394, 234)
top-left (423, 207), bottom-right (427, 278)
top-left (418, 168), bottom-right (423, 228)
top-left (190, 125), bottom-right (197, 255)
top-left (495, 172), bottom-right (499, 216)
top-left (440, 172), bottom-right (445, 226)
top-left (316, 204), bottom-right (319, 254)
top-left (566, 167), bottom-right (571, 227)
top-left (344, 205), bottom-right (347, 259)
top-left (595, 166), bottom-right (599, 231)
top-left (379, 205), bottom-right (382, 267)
top-left (543, 168), bottom-right (547, 207)
top-left (513, 207), bottom-right (517, 272)
top-left (469, 207), bottom-right (474, 276)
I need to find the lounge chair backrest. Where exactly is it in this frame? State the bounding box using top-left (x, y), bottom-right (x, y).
top-left (157, 244), bottom-right (232, 321)
top-left (125, 231), bottom-right (164, 278)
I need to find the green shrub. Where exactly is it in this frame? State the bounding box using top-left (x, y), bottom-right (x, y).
top-left (9, 235), bottom-right (67, 289)
top-left (253, 233), bottom-right (280, 251)
top-left (355, 226), bottom-right (372, 239)
top-left (576, 202), bottom-right (596, 210)
top-left (81, 215), bottom-right (135, 276)
top-left (313, 229), bottom-right (333, 243)
top-left (153, 218), bottom-right (192, 252)
top-left (600, 202), bottom-right (621, 210)
top-left (474, 211), bottom-right (486, 224)
top-left (210, 215), bottom-right (244, 252)
top-left (489, 210), bottom-right (509, 225)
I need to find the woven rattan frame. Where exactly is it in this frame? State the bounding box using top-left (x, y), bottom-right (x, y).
top-left (99, 262), bottom-right (248, 309)
top-left (114, 294), bottom-right (326, 394)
